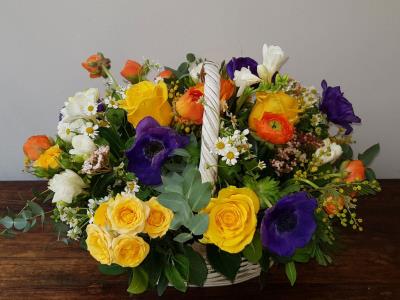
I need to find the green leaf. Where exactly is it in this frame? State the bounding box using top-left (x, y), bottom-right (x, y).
top-left (279, 181), bottom-right (301, 198)
top-left (177, 62), bottom-right (189, 76)
top-left (186, 214), bottom-right (209, 235)
top-left (186, 53), bottom-right (196, 63)
top-left (157, 273), bottom-right (169, 296)
top-left (173, 233), bottom-right (193, 243)
top-left (158, 192), bottom-right (187, 211)
top-left (98, 263), bottom-right (126, 276)
top-left (315, 247), bottom-right (328, 266)
top-left (292, 246), bottom-right (311, 263)
top-left (184, 246), bottom-right (208, 287)
top-left (242, 235), bottom-right (262, 263)
top-left (188, 182), bottom-right (212, 212)
top-left (206, 245), bottom-right (241, 282)
top-left (127, 267), bottom-right (149, 294)
top-left (244, 176), bottom-right (280, 208)
top-left (365, 168), bottom-right (377, 181)
top-left (358, 143), bottom-right (380, 166)
top-left (105, 108), bottom-right (125, 129)
top-left (0, 216), bottom-right (14, 229)
top-left (91, 173), bottom-right (115, 198)
top-left (172, 148), bottom-right (191, 158)
top-left (164, 262), bottom-right (187, 292)
top-left (173, 254), bottom-right (190, 281)
top-left (13, 217), bottom-right (27, 230)
top-left (98, 127), bottom-right (124, 156)
top-left (341, 144), bottom-right (353, 160)
top-left (28, 201), bottom-right (45, 224)
top-left (285, 262), bottom-right (297, 286)
top-left (161, 173), bottom-right (184, 195)
top-left (182, 166), bottom-right (201, 197)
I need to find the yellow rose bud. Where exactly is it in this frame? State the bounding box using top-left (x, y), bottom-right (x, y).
top-left (93, 202), bottom-right (110, 227)
top-left (201, 186), bottom-right (260, 253)
top-left (33, 145), bottom-right (62, 170)
top-left (86, 224), bottom-right (112, 265)
top-left (144, 197), bottom-right (174, 238)
top-left (107, 193), bottom-right (150, 235)
top-left (111, 234), bottom-right (150, 267)
top-left (119, 81), bottom-right (173, 127)
top-left (249, 92), bottom-right (300, 131)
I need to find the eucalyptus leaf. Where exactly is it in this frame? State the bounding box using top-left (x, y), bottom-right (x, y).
top-left (186, 214), bottom-right (209, 235)
top-left (173, 233), bottom-right (193, 243)
top-left (0, 216), bottom-right (14, 229)
top-left (13, 217), bottom-right (27, 230)
top-left (188, 182), bottom-right (211, 212)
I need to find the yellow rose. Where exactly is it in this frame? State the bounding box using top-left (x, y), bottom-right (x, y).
top-left (86, 224), bottom-right (112, 265)
top-left (112, 234), bottom-right (150, 267)
top-left (249, 92), bottom-right (300, 130)
top-left (93, 202), bottom-right (110, 227)
top-left (107, 193), bottom-right (150, 234)
top-left (201, 186), bottom-right (260, 253)
top-left (33, 145), bottom-right (61, 169)
top-left (144, 197), bottom-right (174, 238)
top-left (119, 80), bottom-right (172, 127)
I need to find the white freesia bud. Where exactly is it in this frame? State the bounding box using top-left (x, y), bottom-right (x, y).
top-left (189, 62), bottom-right (204, 83)
top-left (49, 170), bottom-right (88, 203)
top-left (314, 138), bottom-right (343, 165)
top-left (233, 67), bottom-right (261, 96)
top-left (60, 88), bottom-right (99, 122)
top-left (69, 135), bottom-right (97, 156)
top-left (257, 44), bottom-right (288, 83)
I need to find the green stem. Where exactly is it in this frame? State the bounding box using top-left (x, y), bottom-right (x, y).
top-left (102, 65), bottom-right (119, 90)
top-left (295, 178), bottom-right (321, 190)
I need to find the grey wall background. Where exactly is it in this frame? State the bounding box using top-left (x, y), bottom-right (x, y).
top-left (1, 0), bottom-right (399, 180)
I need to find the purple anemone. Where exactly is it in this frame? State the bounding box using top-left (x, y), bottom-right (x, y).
top-left (226, 57), bottom-right (258, 80)
top-left (260, 192), bottom-right (317, 257)
top-left (126, 117), bottom-right (189, 185)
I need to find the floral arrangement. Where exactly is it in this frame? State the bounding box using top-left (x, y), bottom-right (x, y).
top-left (1, 44), bottom-right (381, 295)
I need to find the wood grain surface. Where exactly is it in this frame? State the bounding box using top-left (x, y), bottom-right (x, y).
top-left (0, 180), bottom-right (399, 300)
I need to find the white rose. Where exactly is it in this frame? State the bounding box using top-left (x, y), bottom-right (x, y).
top-left (69, 135), bottom-right (97, 156)
top-left (49, 170), bottom-right (87, 203)
top-left (60, 88), bottom-right (99, 122)
top-left (189, 63), bottom-right (204, 83)
top-left (257, 44), bottom-right (288, 83)
top-left (233, 67), bottom-right (261, 96)
top-left (314, 138), bottom-right (343, 165)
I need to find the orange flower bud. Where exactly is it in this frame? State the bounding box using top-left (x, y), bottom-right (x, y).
top-left (175, 84), bottom-right (204, 125)
top-left (82, 53), bottom-right (111, 78)
top-left (344, 160), bottom-right (366, 183)
top-left (158, 69), bottom-right (173, 79)
top-left (120, 60), bottom-right (142, 83)
top-left (23, 135), bottom-right (53, 161)
top-left (323, 196), bottom-right (345, 216)
top-left (254, 112), bottom-right (294, 144)
top-left (220, 79), bottom-right (235, 102)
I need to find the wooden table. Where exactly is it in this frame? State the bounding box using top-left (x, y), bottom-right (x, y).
top-left (0, 180), bottom-right (399, 300)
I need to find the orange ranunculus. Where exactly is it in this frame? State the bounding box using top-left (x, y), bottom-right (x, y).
top-left (220, 79), bottom-right (235, 102)
top-left (158, 69), bottom-right (173, 79)
top-left (23, 135), bottom-right (53, 161)
top-left (254, 112), bottom-right (294, 144)
top-left (82, 53), bottom-right (110, 78)
top-left (344, 160), bottom-right (366, 183)
top-left (323, 195), bottom-right (345, 216)
top-left (121, 60), bottom-right (142, 83)
top-left (175, 84), bottom-right (205, 125)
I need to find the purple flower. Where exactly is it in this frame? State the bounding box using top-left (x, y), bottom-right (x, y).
top-left (226, 57), bottom-right (258, 80)
top-left (260, 192), bottom-right (317, 257)
top-left (320, 80), bottom-right (361, 134)
top-left (126, 117), bottom-right (189, 185)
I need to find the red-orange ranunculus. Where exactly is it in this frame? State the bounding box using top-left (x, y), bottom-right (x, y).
top-left (158, 69), bottom-right (173, 79)
top-left (344, 160), bottom-right (366, 183)
top-left (121, 60), bottom-right (142, 83)
top-left (220, 79), bottom-right (235, 102)
top-left (175, 84), bottom-right (204, 125)
top-left (23, 135), bottom-right (53, 161)
top-left (254, 112), bottom-right (294, 144)
top-left (82, 53), bottom-right (110, 78)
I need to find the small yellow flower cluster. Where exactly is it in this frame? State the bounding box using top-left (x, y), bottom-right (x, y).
top-left (86, 193), bottom-right (173, 267)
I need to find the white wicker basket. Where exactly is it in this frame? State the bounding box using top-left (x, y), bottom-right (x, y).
top-left (197, 62), bottom-right (262, 287)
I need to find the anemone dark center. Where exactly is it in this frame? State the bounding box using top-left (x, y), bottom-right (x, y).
top-left (143, 140), bottom-right (164, 158)
top-left (275, 210), bottom-right (297, 233)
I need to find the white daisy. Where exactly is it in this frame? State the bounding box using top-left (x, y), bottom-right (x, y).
top-left (104, 97), bottom-right (119, 109)
top-left (221, 146), bottom-right (239, 166)
top-left (214, 137), bottom-right (230, 155)
top-left (57, 119), bottom-right (85, 142)
top-left (83, 101), bottom-right (98, 116)
top-left (80, 122), bottom-right (99, 138)
top-left (124, 180), bottom-right (140, 194)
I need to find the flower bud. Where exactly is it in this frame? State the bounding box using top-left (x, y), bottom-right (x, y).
top-left (120, 60), bottom-right (142, 83)
top-left (81, 53), bottom-right (111, 78)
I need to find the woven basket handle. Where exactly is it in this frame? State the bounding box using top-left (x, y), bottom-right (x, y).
top-left (199, 62), bottom-right (220, 185)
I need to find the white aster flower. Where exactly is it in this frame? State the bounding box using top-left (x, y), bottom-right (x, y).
top-left (314, 138), bottom-right (343, 166)
top-left (233, 67), bottom-right (261, 97)
top-left (67, 226), bottom-right (82, 240)
top-left (214, 137), bottom-right (230, 155)
top-left (81, 122), bottom-right (99, 138)
top-left (60, 88), bottom-right (100, 122)
top-left (221, 146), bottom-right (240, 166)
top-left (189, 62), bottom-right (204, 83)
top-left (104, 96), bottom-right (119, 109)
top-left (69, 135), bottom-right (97, 157)
top-left (83, 101), bottom-right (98, 116)
top-left (57, 119), bottom-right (85, 142)
top-left (49, 170), bottom-right (88, 203)
top-left (124, 181), bottom-right (140, 194)
top-left (257, 44), bottom-right (288, 83)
